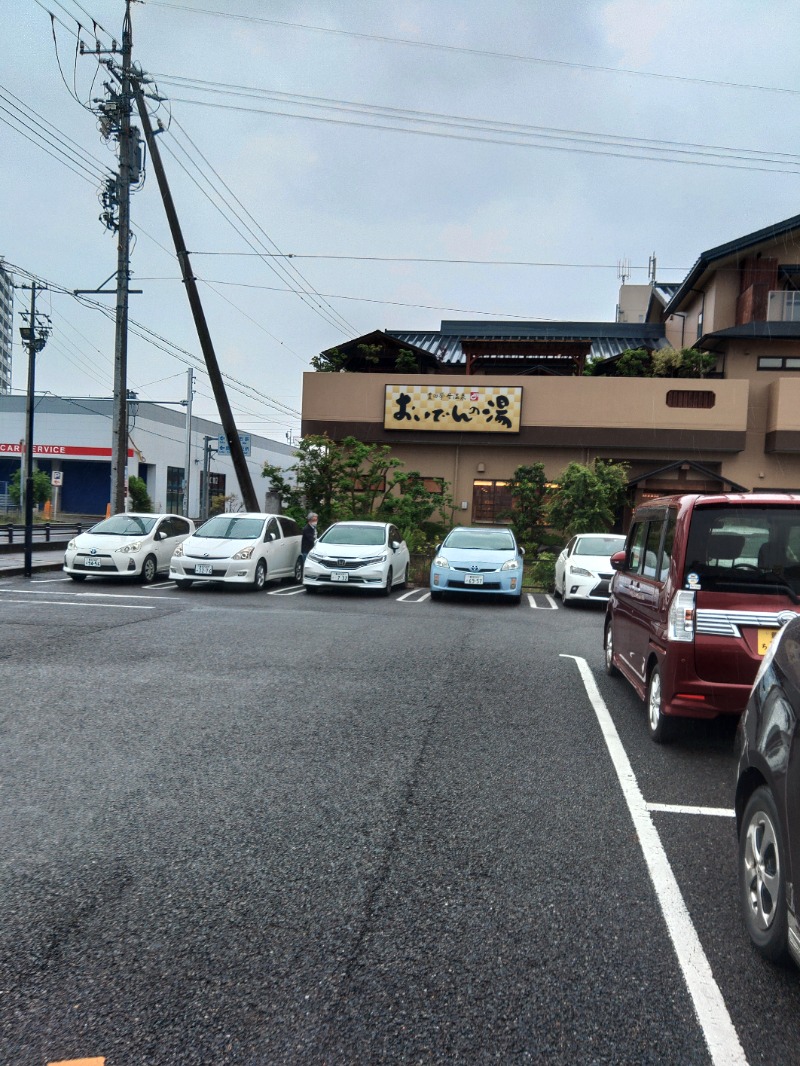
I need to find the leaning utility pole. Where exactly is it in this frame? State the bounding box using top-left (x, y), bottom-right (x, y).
top-left (132, 79), bottom-right (259, 512)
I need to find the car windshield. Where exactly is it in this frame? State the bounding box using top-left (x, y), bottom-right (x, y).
top-left (684, 503), bottom-right (800, 600)
top-left (319, 525), bottom-right (386, 546)
top-left (89, 516), bottom-right (157, 536)
top-left (444, 529), bottom-right (516, 551)
top-left (575, 535), bottom-right (626, 556)
top-left (194, 516), bottom-right (265, 540)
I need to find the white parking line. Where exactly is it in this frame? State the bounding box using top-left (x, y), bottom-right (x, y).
top-left (1, 599), bottom-right (154, 610)
top-left (268, 585), bottom-right (307, 596)
top-left (0, 588), bottom-right (176, 601)
top-left (398, 588), bottom-right (430, 603)
top-left (31, 577), bottom-right (72, 584)
top-left (526, 593), bottom-right (558, 609)
top-left (647, 803), bottom-right (735, 818)
top-left (562, 654), bottom-right (748, 1066)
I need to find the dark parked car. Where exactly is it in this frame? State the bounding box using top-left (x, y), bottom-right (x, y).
top-left (735, 613), bottom-right (800, 968)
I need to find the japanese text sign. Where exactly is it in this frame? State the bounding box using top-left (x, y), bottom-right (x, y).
top-left (384, 384), bottom-right (522, 433)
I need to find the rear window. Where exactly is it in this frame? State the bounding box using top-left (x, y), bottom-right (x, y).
top-left (684, 504), bottom-right (800, 600)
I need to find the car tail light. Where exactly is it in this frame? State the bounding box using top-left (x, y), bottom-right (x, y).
top-left (667, 589), bottom-right (695, 642)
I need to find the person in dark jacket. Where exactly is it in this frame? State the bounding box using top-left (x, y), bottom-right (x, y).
top-left (300, 512), bottom-right (318, 566)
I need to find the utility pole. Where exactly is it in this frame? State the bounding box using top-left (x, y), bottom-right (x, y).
top-left (183, 368), bottom-right (194, 516)
top-left (81, 0), bottom-right (140, 515)
top-left (132, 78), bottom-right (259, 512)
top-left (110, 0), bottom-right (133, 515)
top-left (19, 283), bottom-right (51, 578)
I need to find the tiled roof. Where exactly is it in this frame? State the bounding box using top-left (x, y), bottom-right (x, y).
top-left (387, 322), bottom-right (667, 365)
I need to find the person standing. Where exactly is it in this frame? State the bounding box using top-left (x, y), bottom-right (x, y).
top-left (300, 511), bottom-right (318, 568)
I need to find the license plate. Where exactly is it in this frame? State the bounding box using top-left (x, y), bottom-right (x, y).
top-left (757, 628), bottom-right (778, 655)
top-left (331, 571), bottom-right (349, 582)
top-left (83, 557), bottom-right (102, 568)
top-left (195, 563), bottom-right (213, 575)
top-left (464, 573), bottom-right (484, 585)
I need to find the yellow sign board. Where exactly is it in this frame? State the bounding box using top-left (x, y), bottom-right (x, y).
top-left (384, 384), bottom-right (522, 433)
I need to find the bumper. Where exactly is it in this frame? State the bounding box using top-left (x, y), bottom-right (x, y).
top-left (659, 650), bottom-right (752, 719)
top-left (64, 551), bottom-right (142, 577)
top-left (430, 568), bottom-right (522, 595)
top-left (169, 559), bottom-right (256, 584)
top-left (564, 575), bottom-right (612, 601)
top-left (303, 560), bottom-right (388, 588)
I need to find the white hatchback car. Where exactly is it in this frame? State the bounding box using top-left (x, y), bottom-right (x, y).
top-left (303, 520), bottom-right (410, 595)
top-left (64, 513), bottom-right (195, 583)
top-left (554, 532), bottom-right (626, 605)
top-left (169, 512), bottom-right (303, 590)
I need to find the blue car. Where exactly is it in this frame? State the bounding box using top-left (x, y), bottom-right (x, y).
top-left (430, 526), bottom-right (524, 603)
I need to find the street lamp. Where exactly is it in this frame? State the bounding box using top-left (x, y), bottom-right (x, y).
top-left (19, 283), bottom-right (51, 578)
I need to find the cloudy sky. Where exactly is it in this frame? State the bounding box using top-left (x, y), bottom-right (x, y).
top-left (4, 0), bottom-right (800, 441)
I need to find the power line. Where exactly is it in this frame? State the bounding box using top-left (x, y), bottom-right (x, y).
top-left (145, 2), bottom-right (800, 98)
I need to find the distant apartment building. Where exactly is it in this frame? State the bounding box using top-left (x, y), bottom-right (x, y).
top-left (0, 263), bottom-right (13, 394)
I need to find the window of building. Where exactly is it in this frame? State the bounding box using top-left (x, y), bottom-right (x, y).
top-left (758, 356), bottom-right (800, 371)
top-left (472, 479), bottom-right (513, 523)
top-left (666, 390), bottom-right (716, 408)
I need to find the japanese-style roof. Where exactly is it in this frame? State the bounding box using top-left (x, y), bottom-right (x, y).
top-left (700, 321), bottom-right (800, 347)
top-left (665, 212), bottom-right (800, 315)
top-left (387, 321), bottom-right (668, 366)
top-left (626, 459), bottom-right (746, 492)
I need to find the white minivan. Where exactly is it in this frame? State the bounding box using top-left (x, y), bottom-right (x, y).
top-left (169, 513), bottom-right (303, 590)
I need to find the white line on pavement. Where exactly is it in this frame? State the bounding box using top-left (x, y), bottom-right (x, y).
top-left (562, 654), bottom-right (748, 1066)
top-left (647, 803), bottom-right (735, 818)
top-left (1, 599), bottom-right (154, 610)
top-left (0, 588), bottom-right (176, 601)
top-left (398, 588), bottom-right (430, 602)
top-left (527, 593), bottom-right (557, 609)
top-left (268, 585), bottom-right (307, 596)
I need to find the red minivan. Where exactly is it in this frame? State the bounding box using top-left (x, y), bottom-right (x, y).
top-left (604, 493), bottom-right (800, 741)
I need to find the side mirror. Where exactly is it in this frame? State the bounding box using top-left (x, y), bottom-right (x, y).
top-left (434, 543), bottom-right (441, 553)
top-left (518, 546), bottom-right (526, 556)
top-left (155, 530), bottom-right (166, 540)
top-left (610, 550), bottom-right (626, 572)
top-left (268, 531), bottom-right (276, 541)
top-left (391, 540), bottom-right (400, 551)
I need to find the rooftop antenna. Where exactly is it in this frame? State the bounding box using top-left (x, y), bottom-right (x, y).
top-left (617, 257), bottom-right (631, 285)
top-left (648, 252), bottom-right (657, 283)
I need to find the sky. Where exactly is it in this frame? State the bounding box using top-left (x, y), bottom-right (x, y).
top-left (4, 0), bottom-right (800, 443)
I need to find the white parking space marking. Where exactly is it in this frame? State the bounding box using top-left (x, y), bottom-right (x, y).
top-left (398, 588), bottom-right (430, 603)
top-left (527, 593), bottom-right (557, 609)
top-left (2, 599), bottom-right (154, 610)
top-left (0, 588), bottom-right (176, 602)
top-left (150, 581), bottom-right (173, 589)
top-left (268, 585), bottom-right (306, 596)
top-left (563, 654), bottom-right (748, 1066)
top-left (31, 577), bottom-right (72, 584)
top-left (647, 803), bottom-right (735, 818)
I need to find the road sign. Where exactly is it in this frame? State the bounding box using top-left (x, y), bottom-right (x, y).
top-left (51, 470), bottom-right (63, 486)
top-left (217, 432), bottom-right (251, 457)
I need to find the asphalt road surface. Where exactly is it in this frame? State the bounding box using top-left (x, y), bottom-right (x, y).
top-left (2, 573), bottom-right (799, 1065)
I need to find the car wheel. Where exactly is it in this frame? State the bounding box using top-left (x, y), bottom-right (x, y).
top-left (304, 584), bottom-right (319, 594)
top-left (294, 557), bottom-right (304, 583)
top-left (141, 554), bottom-right (158, 584)
top-left (175, 580), bottom-right (193, 590)
top-left (646, 665), bottom-right (673, 743)
top-left (253, 559), bottom-right (267, 591)
top-left (604, 624), bottom-right (620, 677)
top-left (510, 591), bottom-right (522, 605)
top-left (68, 573), bottom-right (86, 582)
top-left (399, 563), bottom-right (409, 589)
top-left (562, 579), bottom-right (572, 607)
top-left (430, 589), bottom-right (443, 601)
top-left (382, 567), bottom-right (393, 596)
top-left (553, 573), bottom-right (562, 598)
top-left (739, 786), bottom-right (789, 963)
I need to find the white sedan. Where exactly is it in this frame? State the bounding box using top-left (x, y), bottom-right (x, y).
top-left (63, 513), bottom-right (195, 583)
top-left (169, 512), bottom-right (302, 590)
top-left (303, 520), bottom-right (410, 594)
top-left (554, 532), bottom-right (626, 605)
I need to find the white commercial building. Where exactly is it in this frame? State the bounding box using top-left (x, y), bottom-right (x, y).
top-left (0, 395), bottom-right (295, 518)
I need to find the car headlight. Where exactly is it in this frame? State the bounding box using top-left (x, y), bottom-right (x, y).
top-left (501, 559), bottom-right (519, 570)
top-left (115, 541), bottom-right (143, 554)
top-left (307, 551), bottom-right (321, 562)
top-left (569, 566), bottom-right (592, 578)
top-left (173, 543), bottom-right (184, 557)
top-left (67, 538), bottom-right (77, 550)
top-left (433, 555), bottom-right (450, 568)
top-left (233, 545), bottom-right (255, 560)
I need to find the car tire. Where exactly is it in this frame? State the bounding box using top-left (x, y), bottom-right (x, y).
top-left (68, 573), bottom-right (86, 582)
top-left (294, 557), bottom-right (304, 583)
top-left (739, 786), bottom-right (790, 964)
top-left (253, 559), bottom-right (267, 591)
top-left (430, 589), bottom-right (443, 601)
top-left (646, 665), bottom-right (673, 743)
top-left (304, 584), bottom-right (319, 594)
top-left (399, 563), bottom-right (409, 589)
top-left (510, 591), bottom-right (522, 605)
top-left (175, 580), bottom-right (193, 590)
top-left (382, 567), bottom-right (393, 596)
top-left (604, 624), bottom-right (620, 677)
top-left (562, 579), bottom-right (572, 607)
top-left (141, 554), bottom-right (158, 584)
